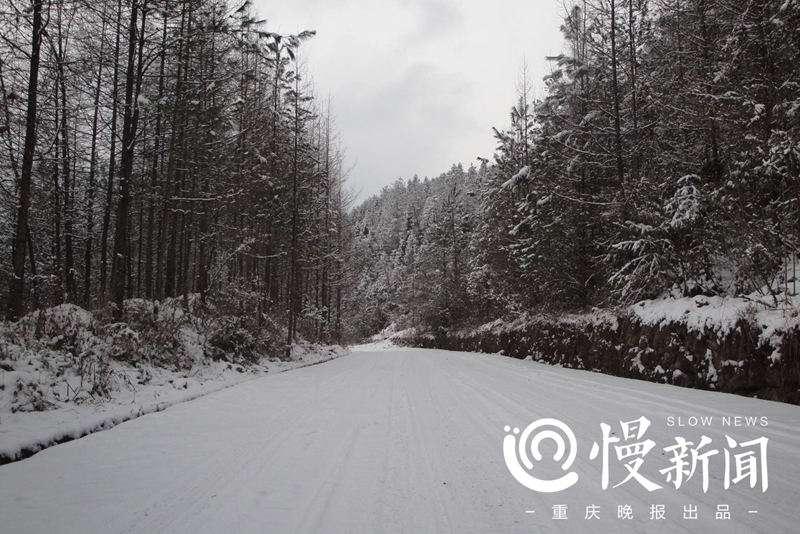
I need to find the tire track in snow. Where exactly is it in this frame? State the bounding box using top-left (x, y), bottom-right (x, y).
top-left (118, 354), bottom-right (366, 534)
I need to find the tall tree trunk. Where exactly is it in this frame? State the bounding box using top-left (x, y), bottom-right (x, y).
top-left (7, 0), bottom-right (44, 320)
top-left (159, 1), bottom-right (190, 299)
top-left (100, 0), bottom-right (124, 300)
top-left (286, 68), bottom-right (301, 350)
top-left (627, 0), bottom-right (639, 182)
top-left (145, 11), bottom-right (167, 299)
top-left (56, 10), bottom-right (76, 302)
top-left (610, 0), bottom-right (626, 214)
top-left (196, 22), bottom-right (216, 305)
top-left (110, 0), bottom-right (147, 318)
top-left (83, 9), bottom-right (109, 306)
top-left (26, 226), bottom-right (39, 308)
top-left (181, 162), bottom-right (196, 301)
top-left (0, 59), bottom-right (21, 185)
top-left (697, 0), bottom-right (721, 182)
top-left (135, 149), bottom-right (145, 296)
top-left (52, 107), bottom-right (64, 303)
top-left (321, 108), bottom-right (331, 335)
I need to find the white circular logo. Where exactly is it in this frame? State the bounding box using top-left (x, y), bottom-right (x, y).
top-left (503, 418), bottom-right (579, 493)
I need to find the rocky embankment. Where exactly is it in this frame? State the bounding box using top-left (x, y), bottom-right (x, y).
top-left (396, 296), bottom-right (800, 405)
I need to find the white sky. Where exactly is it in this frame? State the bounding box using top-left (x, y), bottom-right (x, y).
top-left (254, 0), bottom-right (566, 202)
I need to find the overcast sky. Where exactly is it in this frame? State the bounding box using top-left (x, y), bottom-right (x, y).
top-left (254, 0), bottom-right (566, 202)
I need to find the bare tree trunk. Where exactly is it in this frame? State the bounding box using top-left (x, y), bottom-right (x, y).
top-left (286, 68), bottom-right (301, 350)
top-left (100, 0), bottom-right (124, 300)
top-left (610, 0), bottom-right (626, 215)
top-left (110, 0), bottom-right (147, 318)
top-left (145, 11), bottom-right (167, 299)
top-left (52, 107), bottom-right (64, 303)
top-left (56, 7), bottom-right (76, 302)
top-left (697, 0), bottom-right (721, 182)
top-left (7, 0), bottom-right (45, 320)
top-left (83, 9), bottom-right (109, 306)
top-left (159, 1), bottom-right (190, 299)
top-left (181, 163), bottom-right (196, 301)
top-left (627, 0), bottom-right (640, 182)
top-left (136, 151), bottom-right (145, 296)
top-left (196, 22), bottom-right (216, 305)
top-left (0, 59), bottom-right (21, 185)
top-left (26, 226), bottom-right (39, 308)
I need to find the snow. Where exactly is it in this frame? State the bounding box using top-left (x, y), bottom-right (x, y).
top-left (367, 322), bottom-right (428, 346)
top-left (631, 293), bottom-right (800, 363)
top-left (706, 349), bottom-right (719, 383)
top-left (352, 339), bottom-right (400, 352)
top-left (461, 308), bottom-right (619, 337)
top-left (0, 336), bottom-right (348, 464)
top-left (1, 347), bottom-right (798, 533)
top-left (631, 295), bottom-right (746, 335)
top-left (501, 165), bottom-right (530, 189)
top-left (630, 353), bottom-right (645, 373)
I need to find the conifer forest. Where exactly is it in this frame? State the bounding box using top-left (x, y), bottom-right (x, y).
top-left (1, 0), bottom-right (798, 348)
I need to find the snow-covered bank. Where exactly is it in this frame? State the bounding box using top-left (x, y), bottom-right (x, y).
top-left (0, 302), bottom-right (349, 464)
top-left (396, 295), bottom-right (800, 404)
top-left (0, 345), bottom-right (347, 465)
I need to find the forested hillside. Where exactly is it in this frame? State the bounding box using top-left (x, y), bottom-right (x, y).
top-left (2, 0), bottom-right (799, 349)
top-left (1, 0), bottom-right (348, 345)
top-left (345, 0), bottom-right (800, 339)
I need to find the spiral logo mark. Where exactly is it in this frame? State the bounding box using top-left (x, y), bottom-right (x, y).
top-left (503, 418), bottom-right (579, 493)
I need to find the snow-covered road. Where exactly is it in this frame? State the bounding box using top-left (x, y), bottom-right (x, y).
top-left (1, 346), bottom-right (799, 533)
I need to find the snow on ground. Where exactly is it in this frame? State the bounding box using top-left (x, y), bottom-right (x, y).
top-left (630, 293), bottom-right (800, 363)
top-left (365, 322), bottom-right (427, 347)
top-left (351, 339), bottom-right (399, 351)
top-left (1, 346), bottom-right (798, 534)
top-left (453, 291), bottom-right (800, 367)
top-left (0, 341), bottom-right (348, 464)
top-left (353, 327), bottom-right (408, 351)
